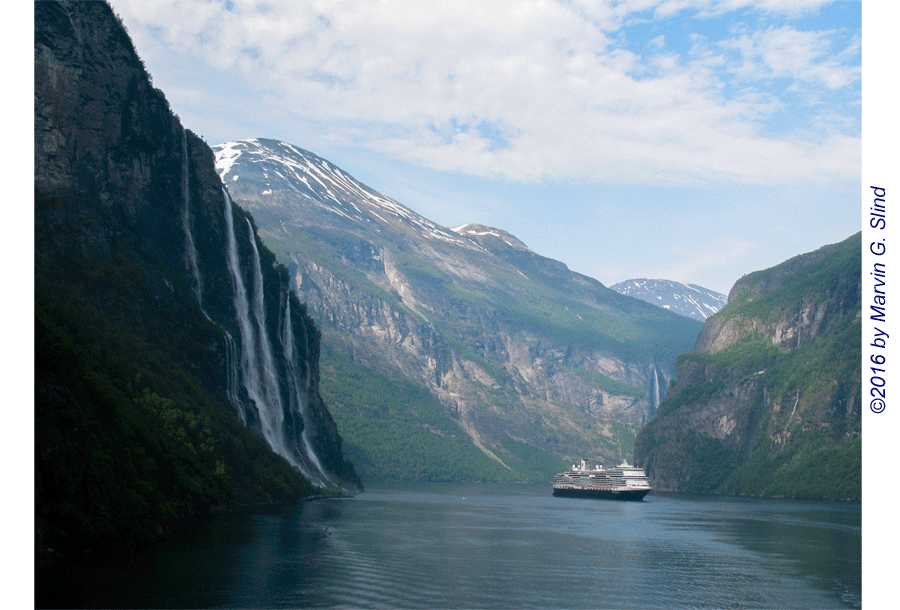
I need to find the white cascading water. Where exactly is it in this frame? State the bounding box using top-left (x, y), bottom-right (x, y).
top-left (245, 217), bottom-right (288, 452)
top-left (180, 128), bottom-right (204, 307)
top-left (297, 311), bottom-right (342, 487)
top-left (223, 188), bottom-right (277, 446)
top-left (180, 133), bottom-right (245, 416)
top-left (179, 139), bottom-right (332, 484)
top-left (222, 332), bottom-right (243, 423)
top-left (221, 187), bottom-right (329, 484)
top-left (652, 366), bottom-right (660, 410)
top-left (282, 295), bottom-right (330, 485)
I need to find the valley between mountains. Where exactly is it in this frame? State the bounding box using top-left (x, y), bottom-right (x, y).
top-left (212, 137), bottom-right (860, 498)
top-left (214, 138), bottom-right (704, 481)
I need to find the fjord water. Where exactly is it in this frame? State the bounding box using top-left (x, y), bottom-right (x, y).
top-left (41, 484), bottom-right (860, 609)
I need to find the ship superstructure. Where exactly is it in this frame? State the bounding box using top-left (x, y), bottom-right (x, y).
top-left (552, 459), bottom-right (651, 501)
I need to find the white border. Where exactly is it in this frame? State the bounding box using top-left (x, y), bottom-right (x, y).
top-left (862, 1), bottom-right (897, 605)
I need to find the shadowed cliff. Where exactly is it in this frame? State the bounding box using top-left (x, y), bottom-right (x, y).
top-left (35, 0), bottom-right (359, 559)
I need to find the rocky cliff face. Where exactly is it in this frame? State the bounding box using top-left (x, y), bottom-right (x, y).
top-left (695, 240), bottom-right (861, 354)
top-left (35, 0), bottom-right (359, 554)
top-left (634, 233), bottom-right (861, 500)
top-left (214, 139), bottom-right (703, 480)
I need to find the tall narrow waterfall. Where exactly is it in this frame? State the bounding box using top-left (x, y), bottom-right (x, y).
top-left (282, 296), bottom-right (329, 485)
top-left (179, 136), bottom-right (245, 413)
top-left (180, 128), bottom-right (204, 307)
top-left (247, 220), bottom-right (284, 411)
top-left (245, 217), bottom-right (288, 454)
top-left (651, 366), bottom-right (660, 413)
top-left (221, 187), bottom-right (330, 485)
top-left (224, 188), bottom-right (269, 437)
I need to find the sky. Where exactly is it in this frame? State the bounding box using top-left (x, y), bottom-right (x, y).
top-left (106, 0), bottom-right (862, 295)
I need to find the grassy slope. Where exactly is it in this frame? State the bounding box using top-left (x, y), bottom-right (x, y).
top-left (319, 342), bottom-right (566, 482)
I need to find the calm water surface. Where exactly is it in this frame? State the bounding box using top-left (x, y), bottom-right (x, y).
top-left (40, 483), bottom-right (861, 609)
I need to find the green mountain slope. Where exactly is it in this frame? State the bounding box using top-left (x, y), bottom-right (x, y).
top-left (634, 233), bottom-right (861, 500)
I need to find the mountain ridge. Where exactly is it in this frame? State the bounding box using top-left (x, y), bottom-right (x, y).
top-left (610, 278), bottom-right (728, 321)
top-left (213, 137), bottom-right (704, 481)
top-left (451, 223), bottom-right (534, 253)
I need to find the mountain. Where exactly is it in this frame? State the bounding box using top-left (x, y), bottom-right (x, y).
top-left (34, 0), bottom-right (359, 558)
top-left (609, 279), bottom-right (728, 321)
top-left (634, 233), bottom-right (861, 500)
top-left (213, 138), bottom-right (704, 481)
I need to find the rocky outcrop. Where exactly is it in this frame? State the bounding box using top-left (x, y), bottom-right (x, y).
top-left (695, 238), bottom-right (862, 354)
top-left (634, 234), bottom-right (861, 500)
top-left (35, 0), bottom-right (359, 555)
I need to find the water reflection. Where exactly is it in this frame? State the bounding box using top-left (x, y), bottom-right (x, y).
top-left (37, 485), bottom-right (860, 609)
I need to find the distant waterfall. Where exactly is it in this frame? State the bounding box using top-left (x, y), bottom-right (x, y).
top-left (653, 367), bottom-right (660, 407)
top-left (182, 134), bottom-right (242, 415)
top-left (222, 332), bottom-right (243, 422)
top-left (282, 295), bottom-right (329, 485)
top-left (650, 366), bottom-right (661, 416)
top-left (245, 217), bottom-right (288, 453)
top-left (221, 187), bottom-right (330, 485)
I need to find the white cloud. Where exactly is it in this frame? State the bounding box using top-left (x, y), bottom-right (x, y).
top-left (720, 25), bottom-right (861, 89)
top-left (111, 0), bottom-right (860, 185)
top-left (602, 0), bottom-right (836, 20)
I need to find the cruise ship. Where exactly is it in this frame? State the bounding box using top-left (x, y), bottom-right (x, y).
top-left (552, 459), bottom-right (651, 501)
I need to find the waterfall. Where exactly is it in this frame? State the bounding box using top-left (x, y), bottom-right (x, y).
top-left (222, 332), bottom-right (243, 423)
top-left (220, 187), bottom-right (334, 486)
top-left (652, 366), bottom-right (660, 410)
top-left (180, 128), bottom-right (204, 307)
top-left (223, 188), bottom-right (276, 447)
top-left (245, 217), bottom-right (288, 454)
top-left (282, 295), bottom-right (330, 485)
top-left (182, 134), bottom-right (243, 417)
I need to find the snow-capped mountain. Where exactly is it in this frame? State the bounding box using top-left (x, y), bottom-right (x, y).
top-left (609, 279), bottom-right (728, 321)
top-left (451, 223), bottom-right (532, 252)
top-left (215, 139), bottom-right (483, 252)
top-left (212, 138), bottom-right (703, 481)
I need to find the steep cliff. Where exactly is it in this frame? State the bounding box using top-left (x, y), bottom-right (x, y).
top-left (34, 0), bottom-right (359, 557)
top-left (634, 233), bottom-right (861, 500)
top-left (214, 139), bottom-right (703, 481)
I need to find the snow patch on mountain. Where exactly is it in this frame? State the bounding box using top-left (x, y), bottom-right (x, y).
top-left (451, 223), bottom-right (532, 252)
top-left (610, 278), bottom-right (727, 321)
top-left (213, 139), bottom-right (487, 253)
